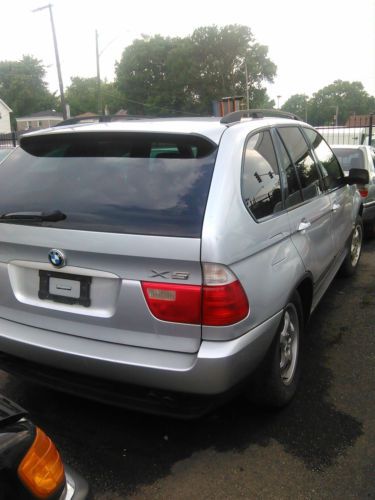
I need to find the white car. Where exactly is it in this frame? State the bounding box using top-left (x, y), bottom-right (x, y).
top-left (332, 145), bottom-right (375, 235)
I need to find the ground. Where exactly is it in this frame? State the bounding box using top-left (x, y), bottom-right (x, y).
top-left (0, 239), bottom-right (374, 499)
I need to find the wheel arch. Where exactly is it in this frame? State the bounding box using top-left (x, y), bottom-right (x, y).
top-left (295, 275), bottom-right (313, 326)
top-left (358, 202), bottom-right (364, 217)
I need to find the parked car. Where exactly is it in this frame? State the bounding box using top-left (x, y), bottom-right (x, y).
top-left (331, 144), bottom-right (375, 235)
top-left (0, 394), bottom-right (88, 499)
top-left (0, 110), bottom-right (369, 416)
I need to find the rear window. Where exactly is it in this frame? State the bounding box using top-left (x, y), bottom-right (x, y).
top-left (0, 132), bottom-right (217, 237)
top-left (332, 148), bottom-right (365, 171)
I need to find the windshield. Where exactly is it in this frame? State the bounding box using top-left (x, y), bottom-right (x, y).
top-left (0, 132), bottom-right (217, 237)
top-left (332, 148), bottom-right (365, 171)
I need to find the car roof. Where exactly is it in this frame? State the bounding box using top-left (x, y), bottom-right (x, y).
top-left (23, 118), bottom-right (227, 145)
top-left (22, 115), bottom-right (308, 146)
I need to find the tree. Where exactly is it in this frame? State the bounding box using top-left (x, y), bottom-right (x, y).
top-left (115, 35), bottom-right (190, 115)
top-left (281, 94), bottom-right (309, 120)
top-left (307, 80), bottom-right (375, 126)
top-left (0, 55), bottom-right (57, 121)
top-left (188, 25), bottom-right (276, 113)
top-left (115, 25), bottom-right (277, 115)
top-left (65, 77), bottom-right (123, 116)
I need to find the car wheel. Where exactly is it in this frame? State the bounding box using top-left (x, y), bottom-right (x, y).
top-left (340, 217), bottom-right (363, 277)
top-left (248, 291), bottom-right (303, 408)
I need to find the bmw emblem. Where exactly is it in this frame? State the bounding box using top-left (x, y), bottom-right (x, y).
top-left (48, 249), bottom-right (66, 268)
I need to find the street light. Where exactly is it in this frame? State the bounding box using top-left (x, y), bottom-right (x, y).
top-left (32, 4), bottom-right (67, 119)
top-left (95, 29), bottom-right (129, 115)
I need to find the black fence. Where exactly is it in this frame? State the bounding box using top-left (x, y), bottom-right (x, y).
top-left (316, 114), bottom-right (373, 146)
top-left (0, 131), bottom-right (19, 148)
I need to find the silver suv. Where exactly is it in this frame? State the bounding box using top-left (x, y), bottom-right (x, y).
top-left (0, 110), bottom-right (368, 416)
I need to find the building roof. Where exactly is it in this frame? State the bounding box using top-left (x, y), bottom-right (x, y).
top-left (16, 110), bottom-right (63, 121)
top-left (0, 98), bottom-right (12, 113)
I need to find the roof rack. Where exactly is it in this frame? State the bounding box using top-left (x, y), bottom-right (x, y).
top-left (220, 109), bottom-right (302, 125)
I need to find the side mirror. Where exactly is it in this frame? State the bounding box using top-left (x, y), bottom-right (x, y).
top-left (347, 168), bottom-right (369, 185)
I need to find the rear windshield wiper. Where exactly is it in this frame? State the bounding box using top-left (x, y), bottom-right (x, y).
top-left (0, 210), bottom-right (67, 222)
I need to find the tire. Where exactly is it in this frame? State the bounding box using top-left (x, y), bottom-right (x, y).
top-left (248, 291), bottom-right (303, 409)
top-left (340, 216), bottom-right (364, 277)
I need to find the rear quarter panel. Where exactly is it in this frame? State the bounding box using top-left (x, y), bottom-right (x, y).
top-left (201, 123), bottom-right (306, 341)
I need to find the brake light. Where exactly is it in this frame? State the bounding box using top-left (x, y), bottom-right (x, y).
top-left (141, 263), bottom-right (249, 326)
top-left (18, 427), bottom-right (65, 499)
top-left (141, 282), bottom-right (202, 324)
top-left (202, 263), bottom-right (249, 326)
top-left (358, 188), bottom-right (368, 197)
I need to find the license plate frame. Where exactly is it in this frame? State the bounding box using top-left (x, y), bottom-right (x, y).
top-left (38, 271), bottom-right (92, 307)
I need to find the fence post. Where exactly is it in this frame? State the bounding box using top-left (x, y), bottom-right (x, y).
top-left (369, 113), bottom-right (373, 146)
top-left (11, 131), bottom-right (17, 147)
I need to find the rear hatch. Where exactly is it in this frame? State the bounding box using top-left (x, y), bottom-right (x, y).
top-left (0, 130), bottom-right (218, 353)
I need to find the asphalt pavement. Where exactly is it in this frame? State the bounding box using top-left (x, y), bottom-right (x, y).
top-left (0, 239), bottom-right (374, 499)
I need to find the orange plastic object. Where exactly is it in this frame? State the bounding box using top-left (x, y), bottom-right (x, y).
top-left (17, 426), bottom-right (65, 499)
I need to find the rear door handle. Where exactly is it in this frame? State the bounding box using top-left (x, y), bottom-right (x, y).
top-left (298, 220), bottom-right (311, 231)
top-left (332, 203), bottom-right (340, 212)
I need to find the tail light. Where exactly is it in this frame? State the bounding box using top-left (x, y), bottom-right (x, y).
top-left (141, 263), bottom-right (249, 326)
top-left (358, 188), bottom-right (368, 197)
top-left (18, 427), bottom-right (65, 499)
top-left (141, 282), bottom-right (201, 324)
top-left (202, 263), bottom-right (249, 326)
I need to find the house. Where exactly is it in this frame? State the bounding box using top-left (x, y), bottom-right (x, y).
top-left (16, 110), bottom-right (63, 131)
top-left (0, 98), bottom-right (12, 134)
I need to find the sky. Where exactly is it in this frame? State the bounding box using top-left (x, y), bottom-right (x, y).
top-left (1, 0), bottom-right (375, 107)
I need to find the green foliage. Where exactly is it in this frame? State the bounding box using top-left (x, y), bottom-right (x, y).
top-left (65, 77), bottom-right (97, 115)
top-left (65, 77), bottom-right (124, 116)
top-left (308, 80), bottom-right (375, 126)
top-left (0, 55), bottom-right (57, 122)
top-left (115, 25), bottom-right (277, 115)
top-left (284, 82), bottom-right (375, 126)
top-left (281, 94), bottom-right (309, 120)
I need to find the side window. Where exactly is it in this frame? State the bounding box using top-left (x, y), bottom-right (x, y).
top-left (241, 130), bottom-right (283, 220)
top-left (273, 132), bottom-right (302, 208)
top-left (303, 127), bottom-right (344, 189)
top-left (278, 127), bottom-right (323, 202)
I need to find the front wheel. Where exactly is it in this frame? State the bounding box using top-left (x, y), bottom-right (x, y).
top-left (248, 291), bottom-right (303, 408)
top-left (340, 217), bottom-right (363, 277)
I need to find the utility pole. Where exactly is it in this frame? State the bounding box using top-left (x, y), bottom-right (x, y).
top-left (32, 4), bottom-right (67, 119)
top-left (330, 105), bottom-right (339, 126)
top-left (244, 63), bottom-right (249, 110)
top-left (95, 30), bottom-right (102, 115)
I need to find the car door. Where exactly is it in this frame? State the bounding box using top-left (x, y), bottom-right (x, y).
top-left (273, 126), bottom-right (335, 294)
top-left (303, 127), bottom-right (353, 256)
top-left (364, 146), bottom-right (375, 210)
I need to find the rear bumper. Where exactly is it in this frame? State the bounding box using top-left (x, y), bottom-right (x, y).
top-left (64, 464), bottom-right (90, 500)
top-left (0, 312), bottom-right (281, 402)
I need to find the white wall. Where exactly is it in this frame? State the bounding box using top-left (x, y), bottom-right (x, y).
top-left (0, 103), bottom-right (12, 134)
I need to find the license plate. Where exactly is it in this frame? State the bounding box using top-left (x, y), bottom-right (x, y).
top-left (39, 271), bottom-right (91, 307)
